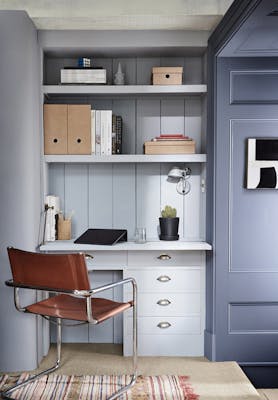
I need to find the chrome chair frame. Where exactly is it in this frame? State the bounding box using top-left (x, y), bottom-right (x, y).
top-left (1, 277), bottom-right (137, 400)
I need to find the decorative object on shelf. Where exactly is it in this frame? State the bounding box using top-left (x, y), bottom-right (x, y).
top-left (152, 67), bottom-right (183, 85)
top-left (247, 138), bottom-right (278, 189)
top-left (144, 137), bottom-right (195, 155)
top-left (152, 134), bottom-right (189, 141)
top-left (44, 104), bottom-right (92, 155)
top-left (78, 57), bottom-right (91, 68)
top-left (168, 166), bottom-right (191, 195)
top-left (159, 205), bottom-right (179, 241)
top-left (114, 62), bottom-right (125, 85)
top-left (57, 211), bottom-right (72, 240)
top-left (43, 195), bottom-right (60, 243)
top-left (135, 227), bottom-right (147, 244)
top-left (60, 58), bottom-right (106, 84)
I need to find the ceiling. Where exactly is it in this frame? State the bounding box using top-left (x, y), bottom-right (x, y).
top-left (0, 0), bottom-right (234, 31)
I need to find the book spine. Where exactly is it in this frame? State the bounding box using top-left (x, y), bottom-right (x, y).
top-left (106, 110), bottom-right (112, 155)
top-left (100, 110), bottom-right (106, 155)
top-left (112, 114), bottom-right (116, 154)
top-left (95, 110), bottom-right (101, 155)
top-left (116, 115), bottom-right (122, 154)
top-left (91, 109), bottom-right (95, 154)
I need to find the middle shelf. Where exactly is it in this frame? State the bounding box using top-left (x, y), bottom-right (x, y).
top-left (44, 154), bottom-right (207, 163)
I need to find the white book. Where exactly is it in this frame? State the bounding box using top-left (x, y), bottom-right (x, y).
top-left (60, 69), bottom-right (106, 84)
top-left (91, 110), bottom-right (96, 154)
top-left (95, 110), bottom-right (101, 155)
top-left (45, 195), bottom-right (60, 242)
top-left (106, 110), bottom-right (112, 155)
top-left (100, 110), bottom-right (106, 156)
top-left (100, 110), bottom-right (112, 155)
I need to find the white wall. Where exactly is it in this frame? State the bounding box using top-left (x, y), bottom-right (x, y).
top-left (0, 11), bottom-right (41, 371)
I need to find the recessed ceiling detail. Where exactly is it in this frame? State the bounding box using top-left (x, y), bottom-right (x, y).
top-left (0, 0), bottom-right (234, 30)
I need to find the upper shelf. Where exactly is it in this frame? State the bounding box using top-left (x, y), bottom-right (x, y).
top-left (43, 84), bottom-right (207, 96)
top-left (44, 154), bottom-right (207, 163)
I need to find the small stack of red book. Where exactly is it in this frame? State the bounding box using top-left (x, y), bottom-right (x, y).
top-left (152, 134), bottom-right (192, 141)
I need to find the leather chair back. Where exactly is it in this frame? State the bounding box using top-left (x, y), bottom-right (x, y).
top-left (7, 248), bottom-right (90, 291)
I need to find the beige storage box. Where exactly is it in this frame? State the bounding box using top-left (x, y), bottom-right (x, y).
top-left (144, 140), bottom-right (195, 155)
top-left (152, 67), bottom-right (183, 85)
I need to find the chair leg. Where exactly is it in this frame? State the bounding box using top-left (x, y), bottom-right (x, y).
top-left (107, 292), bottom-right (138, 400)
top-left (1, 318), bottom-right (62, 400)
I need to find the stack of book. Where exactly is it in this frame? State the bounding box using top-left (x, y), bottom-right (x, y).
top-left (91, 110), bottom-right (122, 155)
top-left (60, 67), bottom-right (106, 84)
top-left (44, 195), bottom-right (60, 242)
top-left (144, 134), bottom-right (195, 155)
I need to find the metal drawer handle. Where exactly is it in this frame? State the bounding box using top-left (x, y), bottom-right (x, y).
top-left (157, 299), bottom-right (171, 306)
top-left (157, 321), bottom-right (171, 329)
top-left (157, 275), bottom-right (171, 283)
top-left (157, 254), bottom-right (171, 260)
top-left (85, 254), bottom-right (94, 260)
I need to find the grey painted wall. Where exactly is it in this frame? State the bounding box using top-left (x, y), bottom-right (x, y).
top-left (206, 56), bottom-right (278, 363)
top-left (0, 11), bottom-right (41, 371)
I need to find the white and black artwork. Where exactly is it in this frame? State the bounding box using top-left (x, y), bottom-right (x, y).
top-left (247, 138), bottom-right (278, 189)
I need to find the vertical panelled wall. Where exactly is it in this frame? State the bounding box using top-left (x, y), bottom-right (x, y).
top-left (46, 56), bottom-right (206, 242)
top-left (207, 57), bottom-right (278, 369)
top-left (0, 11), bottom-right (41, 371)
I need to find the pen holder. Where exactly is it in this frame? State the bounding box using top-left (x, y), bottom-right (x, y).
top-left (58, 216), bottom-right (71, 240)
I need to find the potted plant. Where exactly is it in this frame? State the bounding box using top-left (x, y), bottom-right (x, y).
top-left (159, 205), bottom-right (179, 240)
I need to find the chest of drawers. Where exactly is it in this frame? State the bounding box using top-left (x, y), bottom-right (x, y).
top-left (40, 242), bottom-right (208, 356)
top-left (123, 250), bottom-right (205, 356)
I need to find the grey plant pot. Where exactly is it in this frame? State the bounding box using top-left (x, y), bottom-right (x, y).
top-left (159, 217), bottom-right (179, 240)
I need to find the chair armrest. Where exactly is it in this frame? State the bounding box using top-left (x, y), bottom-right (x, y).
top-left (81, 277), bottom-right (137, 324)
top-left (74, 277), bottom-right (137, 297)
top-left (5, 279), bottom-right (77, 296)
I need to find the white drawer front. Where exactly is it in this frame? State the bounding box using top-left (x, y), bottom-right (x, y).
top-left (125, 316), bottom-right (201, 335)
top-left (125, 293), bottom-right (200, 316)
top-left (85, 251), bottom-right (127, 270)
top-left (128, 251), bottom-right (202, 267)
top-left (125, 268), bottom-right (201, 292)
top-left (124, 334), bottom-right (204, 357)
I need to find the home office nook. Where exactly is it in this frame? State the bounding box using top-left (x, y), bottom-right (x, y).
top-left (3, 0), bottom-right (278, 390)
top-left (39, 30), bottom-right (211, 358)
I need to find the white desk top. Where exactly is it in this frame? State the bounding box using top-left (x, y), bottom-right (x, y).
top-left (40, 240), bottom-right (212, 252)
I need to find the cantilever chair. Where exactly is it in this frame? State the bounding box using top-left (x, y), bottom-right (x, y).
top-left (2, 247), bottom-right (137, 400)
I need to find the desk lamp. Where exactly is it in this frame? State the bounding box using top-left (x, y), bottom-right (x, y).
top-left (168, 166), bottom-right (191, 195)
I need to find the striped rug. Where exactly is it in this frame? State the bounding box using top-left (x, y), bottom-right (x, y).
top-left (0, 373), bottom-right (199, 399)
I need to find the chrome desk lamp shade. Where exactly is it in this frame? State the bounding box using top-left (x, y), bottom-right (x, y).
top-left (167, 166), bottom-right (191, 195)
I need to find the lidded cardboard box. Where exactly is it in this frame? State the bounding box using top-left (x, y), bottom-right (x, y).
top-left (144, 140), bottom-right (195, 155)
top-left (152, 67), bottom-right (183, 85)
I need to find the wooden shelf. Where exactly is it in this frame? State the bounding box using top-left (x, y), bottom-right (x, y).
top-left (40, 240), bottom-right (212, 252)
top-left (44, 154), bottom-right (207, 163)
top-left (43, 84), bottom-right (207, 96)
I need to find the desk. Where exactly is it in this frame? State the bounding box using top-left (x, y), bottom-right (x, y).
top-left (40, 240), bottom-right (211, 356)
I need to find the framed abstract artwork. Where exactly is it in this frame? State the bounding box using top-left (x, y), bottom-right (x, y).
top-left (247, 138), bottom-right (278, 189)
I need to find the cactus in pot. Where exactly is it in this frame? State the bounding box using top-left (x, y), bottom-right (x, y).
top-left (161, 205), bottom-right (177, 218)
top-left (159, 205), bottom-right (179, 241)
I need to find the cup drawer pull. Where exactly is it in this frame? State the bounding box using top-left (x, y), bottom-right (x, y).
top-left (157, 275), bottom-right (171, 282)
top-left (157, 254), bottom-right (171, 260)
top-left (157, 299), bottom-right (171, 306)
top-left (85, 254), bottom-right (94, 260)
top-left (157, 322), bottom-right (171, 329)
